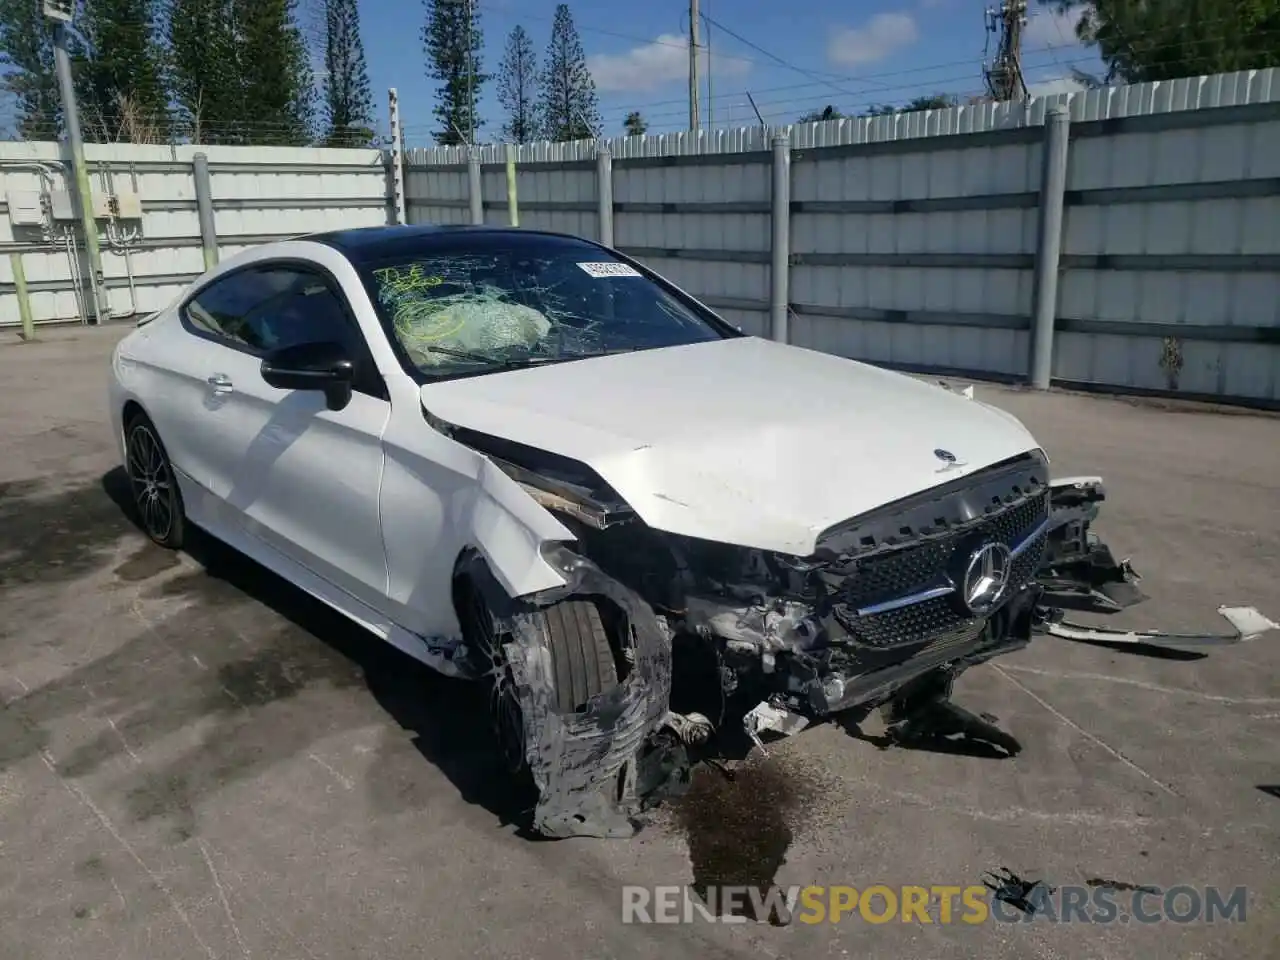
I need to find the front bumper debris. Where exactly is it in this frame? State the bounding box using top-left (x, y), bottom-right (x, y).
top-left (1036, 475), bottom-right (1278, 650)
top-left (1040, 604), bottom-right (1279, 650)
top-left (1039, 476), bottom-right (1148, 614)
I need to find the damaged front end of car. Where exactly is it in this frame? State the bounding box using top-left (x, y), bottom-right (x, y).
top-left (454, 432), bottom-right (1145, 840)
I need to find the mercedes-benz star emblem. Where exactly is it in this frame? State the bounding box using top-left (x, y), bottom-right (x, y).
top-left (961, 542), bottom-right (1012, 615)
top-left (934, 448), bottom-right (957, 463)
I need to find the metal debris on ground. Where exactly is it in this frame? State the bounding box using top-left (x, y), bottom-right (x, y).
top-left (982, 867), bottom-right (1056, 916)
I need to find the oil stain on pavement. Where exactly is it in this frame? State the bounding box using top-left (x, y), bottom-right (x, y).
top-left (671, 754), bottom-right (820, 925)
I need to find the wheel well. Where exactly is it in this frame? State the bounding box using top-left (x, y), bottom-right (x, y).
top-left (450, 548), bottom-right (633, 684)
top-left (122, 399), bottom-right (146, 429)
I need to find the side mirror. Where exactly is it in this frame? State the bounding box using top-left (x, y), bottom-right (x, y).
top-left (261, 340), bottom-right (354, 411)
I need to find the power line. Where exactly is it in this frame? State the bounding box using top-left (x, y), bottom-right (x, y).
top-left (584, 19), bottom-right (1279, 126)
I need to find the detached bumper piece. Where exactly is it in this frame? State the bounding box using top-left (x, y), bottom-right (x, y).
top-left (1037, 476), bottom-right (1278, 651)
top-left (1038, 476), bottom-right (1147, 614)
top-left (1040, 605), bottom-right (1279, 651)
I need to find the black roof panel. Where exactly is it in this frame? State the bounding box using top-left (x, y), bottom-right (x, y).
top-left (309, 224), bottom-right (603, 264)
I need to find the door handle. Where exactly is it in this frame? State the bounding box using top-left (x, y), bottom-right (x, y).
top-left (206, 373), bottom-right (234, 394)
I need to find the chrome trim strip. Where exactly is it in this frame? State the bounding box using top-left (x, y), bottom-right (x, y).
top-left (856, 583), bottom-right (955, 617)
top-left (1009, 517), bottom-right (1052, 558)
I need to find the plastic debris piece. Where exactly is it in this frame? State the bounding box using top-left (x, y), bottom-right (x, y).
top-left (1044, 605), bottom-right (1277, 650)
top-left (743, 700), bottom-right (810, 752)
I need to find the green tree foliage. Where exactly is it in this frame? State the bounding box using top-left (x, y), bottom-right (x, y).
top-left (323, 0), bottom-right (374, 146)
top-left (539, 3), bottom-right (599, 141)
top-left (423, 0), bottom-right (486, 145)
top-left (170, 0), bottom-right (313, 144)
top-left (3, 0), bottom-right (315, 144)
top-left (0, 0), bottom-right (63, 139)
top-left (904, 93), bottom-right (958, 110)
top-left (169, 0), bottom-right (241, 141)
top-left (1046, 0), bottom-right (1280, 83)
top-left (497, 24), bottom-right (538, 142)
top-left (860, 93), bottom-right (958, 117)
top-left (79, 0), bottom-right (170, 142)
top-left (235, 0), bottom-right (314, 145)
top-left (623, 110), bottom-right (647, 136)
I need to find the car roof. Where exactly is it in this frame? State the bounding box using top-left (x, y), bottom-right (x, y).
top-left (307, 224), bottom-right (605, 266)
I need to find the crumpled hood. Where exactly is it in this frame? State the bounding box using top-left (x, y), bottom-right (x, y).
top-left (419, 337), bottom-right (1041, 556)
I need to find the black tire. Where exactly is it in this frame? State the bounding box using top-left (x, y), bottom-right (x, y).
top-left (123, 411), bottom-right (186, 550)
top-left (458, 576), bottom-right (620, 776)
top-left (541, 600), bottom-right (619, 714)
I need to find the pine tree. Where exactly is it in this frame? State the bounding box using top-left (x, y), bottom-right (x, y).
top-left (0, 0), bottom-right (64, 139)
top-left (323, 0), bottom-right (374, 146)
top-left (623, 110), bottom-right (647, 137)
top-left (539, 4), bottom-right (599, 141)
top-left (78, 0), bottom-right (170, 142)
top-left (496, 25), bottom-right (538, 143)
top-left (169, 0), bottom-right (245, 143)
top-left (423, 0), bottom-right (486, 145)
top-left (234, 0), bottom-right (315, 145)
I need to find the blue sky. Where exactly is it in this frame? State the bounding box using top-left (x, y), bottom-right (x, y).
top-left (354, 0), bottom-right (1104, 145)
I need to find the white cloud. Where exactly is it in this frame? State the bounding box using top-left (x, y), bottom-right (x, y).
top-left (827, 12), bottom-right (919, 67)
top-left (587, 34), bottom-right (751, 93)
top-left (1027, 74), bottom-right (1089, 96)
top-left (1024, 7), bottom-right (1087, 49)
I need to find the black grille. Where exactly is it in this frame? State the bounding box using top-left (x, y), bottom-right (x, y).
top-left (845, 596), bottom-right (982, 649)
top-left (833, 490), bottom-right (1049, 650)
top-left (843, 491), bottom-right (1048, 611)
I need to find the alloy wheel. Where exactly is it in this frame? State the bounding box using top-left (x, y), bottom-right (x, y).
top-left (463, 585), bottom-right (527, 775)
top-left (126, 423), bottom-right (174, 542)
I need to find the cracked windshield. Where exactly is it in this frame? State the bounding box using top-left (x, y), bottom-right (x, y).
top-left (364, 238), bottom-right (725, 378)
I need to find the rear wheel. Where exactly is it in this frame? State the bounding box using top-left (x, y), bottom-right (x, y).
top-left (459, 579), bottom-right (619, 774)
top-left (124, 412), bottom-right (186, 549)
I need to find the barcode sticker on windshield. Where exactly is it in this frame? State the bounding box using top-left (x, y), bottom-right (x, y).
top-left (577, 261), bottom-right (641, 278)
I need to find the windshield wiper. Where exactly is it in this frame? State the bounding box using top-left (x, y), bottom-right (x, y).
top-left (420, 343), bottom-right (559, 369)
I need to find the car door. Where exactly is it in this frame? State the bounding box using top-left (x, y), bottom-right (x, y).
top-left (175, 262), bottom-right (392, 612)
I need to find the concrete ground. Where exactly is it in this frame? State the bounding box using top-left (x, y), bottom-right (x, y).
top-left (1, 325), bottom-right (1277, 960)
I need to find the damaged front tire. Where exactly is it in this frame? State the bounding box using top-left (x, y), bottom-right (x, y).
top-left (457, 577), bottom-right (620, 778)
top-left (542, 600), bottom-right (621, 714)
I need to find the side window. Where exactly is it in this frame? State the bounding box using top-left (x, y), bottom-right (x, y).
top-left (244, 279), bottom-right (361, 357)
top-left (184, 265), bottom-right (385, 398)
top-left (185, 268), bottom-right (298, 350)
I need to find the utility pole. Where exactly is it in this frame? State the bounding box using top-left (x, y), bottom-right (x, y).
top-left (983, 0), bottom-right (1028, 101)
top-left (45, 0), bottom-right (105, 325)
top-left (704, 14), bottom-right (713, 129)
top-left (466, 0), bottom-right (475, 144)
top-left (688, 0), bottom-right (701, 131)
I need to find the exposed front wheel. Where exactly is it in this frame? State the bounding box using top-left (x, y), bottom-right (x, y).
top-left (124, 412), bottom-right (186, 549)
top-left (458, 578), bottom-right (619, 775)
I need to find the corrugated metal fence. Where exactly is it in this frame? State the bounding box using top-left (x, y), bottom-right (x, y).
top-left (5, 67), bottom-right (1277, 405)
top-left (405, 68), bottom-right (1280, 404)
top-left (0, 141), bottom-right (388, 326)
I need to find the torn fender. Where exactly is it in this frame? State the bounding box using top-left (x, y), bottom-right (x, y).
top-left (460, 547), bottom-right (678, 839)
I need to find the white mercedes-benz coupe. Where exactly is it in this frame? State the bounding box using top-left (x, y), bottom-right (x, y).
top-left (108, 225), bottom-right (1142, 837)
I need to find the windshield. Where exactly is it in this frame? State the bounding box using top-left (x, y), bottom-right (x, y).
top-left (358, 235), bottom-right (732, 380)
